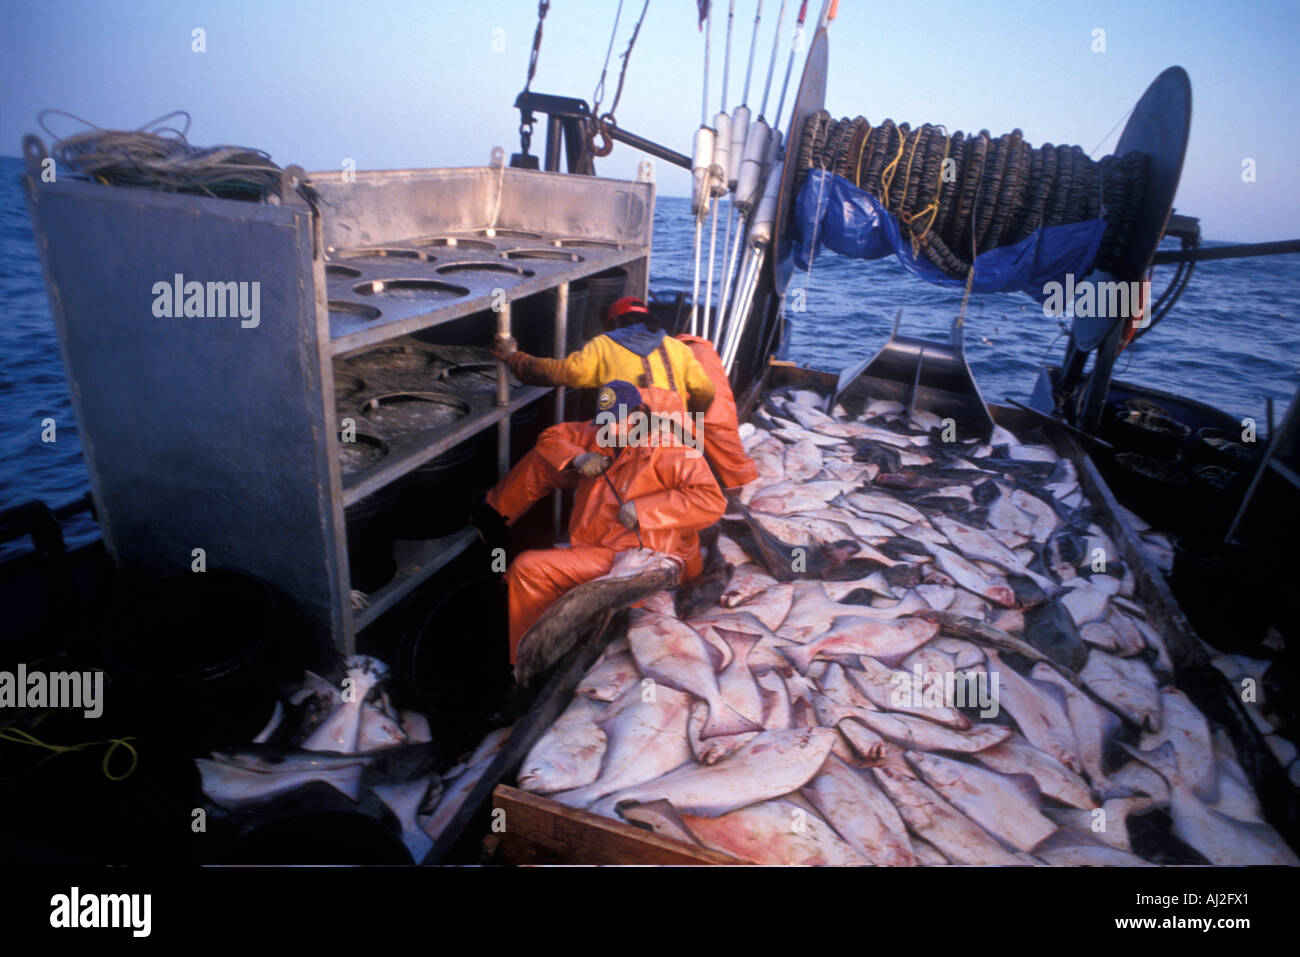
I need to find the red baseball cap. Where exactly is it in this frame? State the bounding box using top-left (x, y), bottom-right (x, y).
top-left (607, 296), bottom-right (650, 323)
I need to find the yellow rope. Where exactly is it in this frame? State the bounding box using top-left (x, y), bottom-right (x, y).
top-left (901, 126), bottom-right (950, 255)
top-left (0, 727), bottom-right (140, 782)
top-left (956, 203), bottom-right (979, 328)
top-left (853, 121), bottom-right (873, 188)
top-left (878, 125), bottom-right (908, 212)
top-left (897, 126), bottom-right (926, 218)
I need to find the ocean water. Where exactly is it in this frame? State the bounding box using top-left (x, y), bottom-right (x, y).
top-left (2, 157), bottom-right (1297, 558)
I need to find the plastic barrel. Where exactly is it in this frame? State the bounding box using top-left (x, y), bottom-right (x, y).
top-left (1191, 426), bottom-right (1257, 471)
top-left (100, 569), bottom-right (277, 751)
top-left (1170, 538), bottom-right (1271, 653)
top-left (510, 284), bottom-right (593, 357)
top-left (1104, 452), bottom-right (1191, 532)
top-left (1108, 405), bottom-right (1191, 461)
top-left (393, 441), bottom-right (481, 539)
top-left (346, 484), bottom-right (399, 592)
top-left (577, 267), bottom-right (629, 340)
top-left (401, 576), bottom-right (510, 744)
top-left (510, 399), bottom-right (544, 452)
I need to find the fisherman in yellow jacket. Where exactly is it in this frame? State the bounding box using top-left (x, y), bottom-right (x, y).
top-left (491, 296), bottom-right (716, 414)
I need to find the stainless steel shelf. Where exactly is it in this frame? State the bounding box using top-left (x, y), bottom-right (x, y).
top-left (26, 161), bottom-right (654, 655)
top-left (352, 526), bottom-right (480, 632)
top-left (328, 239), bottom-right (648, 356)
top-left (341, 385), bottom-right (551, 507)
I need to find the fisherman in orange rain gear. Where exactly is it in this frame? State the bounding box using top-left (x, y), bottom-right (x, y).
top-left (491, 296), bottom-right (716, 414)
top-left (673, 332), bottom-right (759, 490)
top-left (491, 295), bottom-right (758, 491)
top-left (483, 380), bottom-right (726, 664)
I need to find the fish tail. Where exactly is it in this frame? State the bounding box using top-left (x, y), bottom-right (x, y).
top-left (1028, 569), bottom-right (1061, 594)
top-left (717, 628), bottom-right (761, 662)
top-left (590, 795), bottom-right (623, 820)
top-left (1096, 783), bottom-right (1145, 802)
top-left (700, 703), bottom-right (764, 740)
top-left (1121, 740), bottom-right (1178, 784)
top-left (781, 644), bottom-right (816, 675)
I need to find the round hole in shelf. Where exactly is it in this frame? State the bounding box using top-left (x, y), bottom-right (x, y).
top-left (329, 300), bottom-right (382, 322)
top-left (337, 430), bottom-right (388, 475)
top-left (409, 236), bottom-right (498, 251)
top-left (352, 278), bottom-right (470, 301)
top-left (333, 371), bottom-right (367, 398)
top-left (504, 248), bottom-right (584, 262)
top-left (435, 261), bottom-right (534, 278)
top-left (343, 344), bottom-right (443, 377)
top-left (334, 247), bottom-right (426, 260)
top-left (359, 391), bottom-right (471, 434)
top-left (325, 264), bottom-right (363, 278)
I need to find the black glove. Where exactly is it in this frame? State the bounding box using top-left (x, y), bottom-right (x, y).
top-left (469, 494), bottom-right (508, 548)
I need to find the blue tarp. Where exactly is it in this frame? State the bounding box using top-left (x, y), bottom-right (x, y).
top-left (793, 169), bottom-right (1107, 299)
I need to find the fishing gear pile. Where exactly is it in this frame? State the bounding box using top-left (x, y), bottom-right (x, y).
top-left (40, 110), bottom-right (283, 202)
top-left (794, 111), bottom-right (1148, 277)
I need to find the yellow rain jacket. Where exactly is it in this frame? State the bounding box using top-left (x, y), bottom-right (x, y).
top-left (507, 322), bottom-right (716, 413)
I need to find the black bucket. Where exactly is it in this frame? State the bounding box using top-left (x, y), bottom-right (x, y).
top-left (578, 267), bottom-right (629, 340)
top-left (215, 810), bottom-right (412, 865)
top-left (510, 284), bottom-right (593, 357)
top-left (1108, 404), bottom-right (1191, 461)
top-left (1104, 452), bottom-right (1191, 531)
top-left (101, 569), bottom-right (277, 751)
top-left (511, 399), bottom-right (544, 451)
top-left (346, 484), bottom-right (399, 592)
top-left (1181, 465), bottom-right (1239, 540)
top-left (1192, 426), bottom-right (1258, 471)
top-left (470, 398), bottom-right (546, 482)
top-left (401, 576), bottom-right (510, 745)
top-left (1170, 538), bottom-right (1271, 654)
top-left (393, 440), bottom-right (481, 539)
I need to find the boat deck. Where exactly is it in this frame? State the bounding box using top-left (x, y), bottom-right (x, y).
top-left (468, 361), bottom-right (1298, 866)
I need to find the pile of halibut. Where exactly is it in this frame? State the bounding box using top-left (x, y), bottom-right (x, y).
top-left (196, 656), bottom-right (511, 862)
top-left (517, 389), bottom-right (1299, 865)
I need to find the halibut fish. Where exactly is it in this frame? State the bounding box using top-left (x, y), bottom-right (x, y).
top-left (593, 728), bottom-right (837, 818)
top-left (626, 610), bottom-right (763, 740)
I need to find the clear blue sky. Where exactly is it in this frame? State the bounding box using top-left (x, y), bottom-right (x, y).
top-left (2, 0), bottom-right (1297, 240)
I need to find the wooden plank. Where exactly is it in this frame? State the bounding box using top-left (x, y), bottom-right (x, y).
top-left (489, 786), bottom-right (739, 866)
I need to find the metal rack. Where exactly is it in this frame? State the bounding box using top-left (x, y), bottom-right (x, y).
top-left (22, 149), bottom-right (655, 653)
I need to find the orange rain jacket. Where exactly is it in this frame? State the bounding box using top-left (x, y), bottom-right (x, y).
top-left (487, 386), bottom-right (727, 658)
top-left (675, 334), bottom-right (760, 490)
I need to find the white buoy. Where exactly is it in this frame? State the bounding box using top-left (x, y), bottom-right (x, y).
top-left (765, 127), bottom-right (784, 169)
top-left (711, 112), bottom-right (732, 197)
top-left (691, 125), bottom-right (717, 218)
top-left (728, 105), bottom-right (751, 193)
top-left (747, 159), bottom-right (784, 249)
top-left (736, 117), bottom-right (771, 211)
